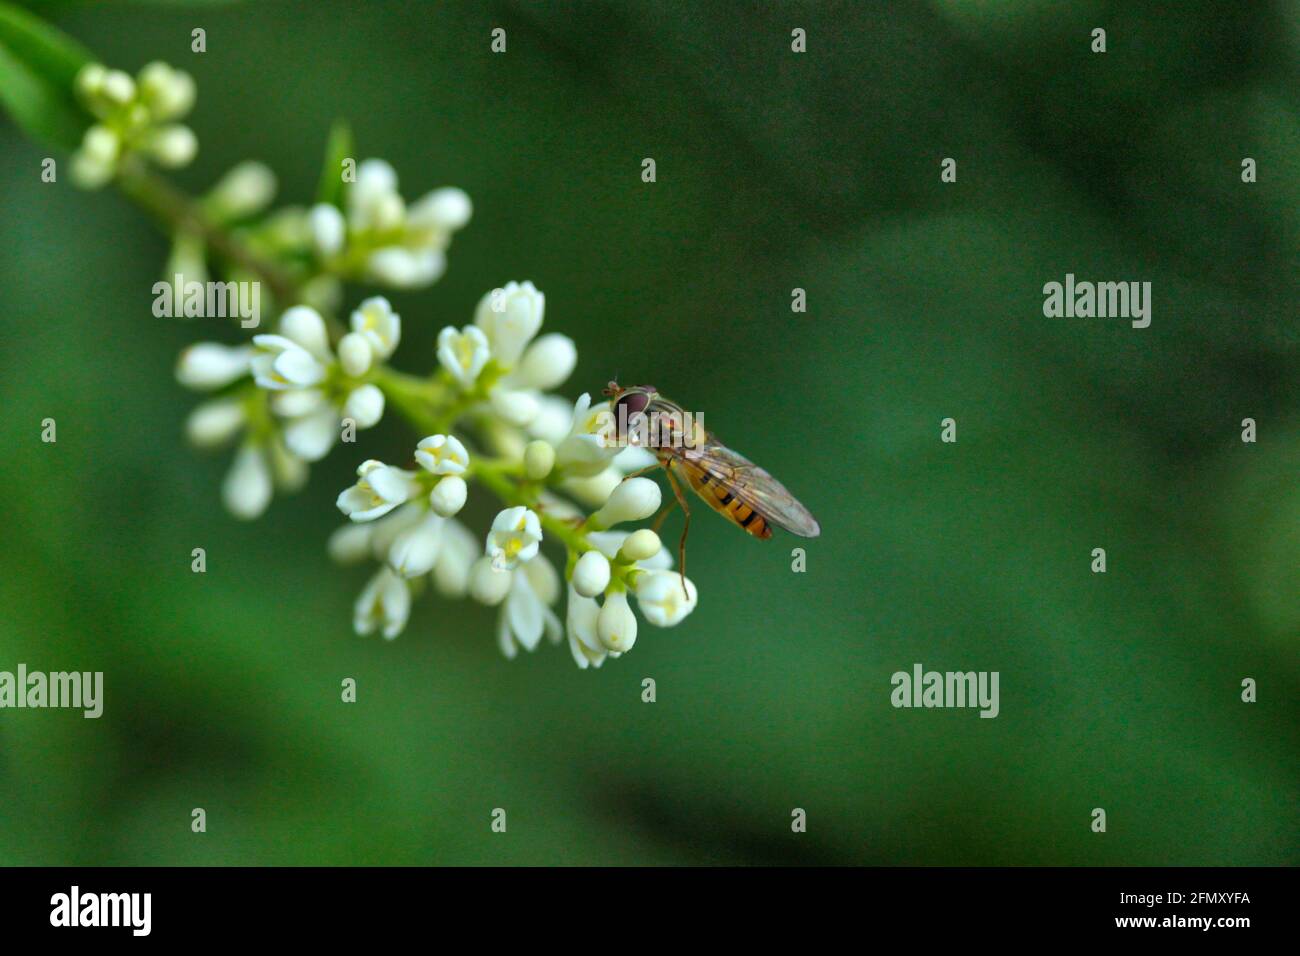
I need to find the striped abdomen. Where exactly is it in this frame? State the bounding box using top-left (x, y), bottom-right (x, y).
top-left (678, 459), bottom-right (772, 539)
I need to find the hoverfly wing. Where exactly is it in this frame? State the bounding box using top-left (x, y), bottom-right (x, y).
top-left (686, 439), bottom-right (821, 538)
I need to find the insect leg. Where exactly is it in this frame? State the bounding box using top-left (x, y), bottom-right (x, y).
top-left (662, 460), bottom-right (692, 597)
top-left (619, 463), bottom-right (661, 481)
top-left (650, 497), bottom-right (678, 534)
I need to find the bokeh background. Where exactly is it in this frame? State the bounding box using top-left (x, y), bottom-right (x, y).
top-left (0, 0), bottom-right (1296, 865)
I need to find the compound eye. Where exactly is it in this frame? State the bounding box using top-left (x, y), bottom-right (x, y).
top-left (616, 391), bottom-right (651, 418)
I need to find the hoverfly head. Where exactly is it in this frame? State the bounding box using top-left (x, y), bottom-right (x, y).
top-left (610, 384), bottom-right (657, 443)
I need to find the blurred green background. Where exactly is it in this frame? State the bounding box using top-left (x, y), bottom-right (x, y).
top-left (1, 0), bottom-right (1297, 865)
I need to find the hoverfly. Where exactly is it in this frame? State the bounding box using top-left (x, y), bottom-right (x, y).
top-left (602, 382), bottom-right (820, 589)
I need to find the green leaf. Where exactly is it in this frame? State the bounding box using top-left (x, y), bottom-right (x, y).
top-left (0, 0), bottom-right (91, 148)
top-left (315, 118), bottom-right (353, 207)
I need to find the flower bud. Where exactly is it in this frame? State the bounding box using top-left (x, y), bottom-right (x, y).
top-left (468, 555), bottom-right (512, 606)
top-left (408, 186), bottom-right (473, 232)
top-left (76, 63), bottom-right (107, 100)
top-left (208, 161), bottom-right (276, 219)
top-left (138, 62), bottom-right (195, 120)
top-left (618, 529), bottom-right (661, 563)
top-left (337, 332), bottom-right (373, 377)
top-left (596, 589), bottom-right (637, 652)
top-left (309, 203), bottom-right (345, 256)
top-left (342, 383), bottom-right (385, 429)
top-left (327, 522), bottom-right (373, 565)
top-left (101, 69), bottom-right (136, 105)
top-left (222, 444), bottom-right (272, 520)
top-left (147, 124), bottom-right (198, 167)
top-left (591, 477), bottom-right (661, 528)
top-left (176, 343), bottom-right (252, 391)
top-left (429, 475), bottom-right (468, 517)
top-left (572, 550), bottom-right (611, 598)
top-left (488, 387), bottom-right (539, 427)
top-left (387, 513), bottom-right (444, 579)
top-left (185, 397), bottom-right (245, 448)
top-left (82, 125), bottom-right (120, 164)
top-left (474, 281), bottom-right (544, 368)
top-left (512, 334), bottom-right (577, 391)
top-left (523, 440), bottom-right (555, 481)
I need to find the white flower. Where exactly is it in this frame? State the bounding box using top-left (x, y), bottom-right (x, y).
top-left (319, 160), bottom-right (469, 289)
top-left (596, 589), bottom-right (637, 653)
top-left (507, 334), bottom-right (577, 391)
top-left (468, 555), bottom-right (512, 606)
top-left (350, 297), bottom-right (401, 360)
top-left (146, 124), bottom-right (198, 167)
top-left (207, 161), bottom-right (276, 220)
top-left (497, 556), bottom-right (562, 659)
top-left (431, 519), bottom-right (478, 597)
top-left (137, 61), bottom-right (195, 121)
top-left (367, 248), bottom-right (445, 288)
top-left (367, 502), bottom-right (425, 561)
top-left (222, 443), bottom-right (272, 520)
top-left (266, 436), bottom-right (308, 492)
top-left (176, 343), bottom-right (252, 390)
top-left (415, 434), bottom-right (470, 476)
top-left (337, 332), bottom-right (373, 377)
top-left (251, 333), bottom-right (327, 390)
top-left (278, 305), bottom-right (332, 361)
top-left (349, 159), bottom-right (401, 230)
top-left (342, 383), bottom-right (385, 429)
top-left (408, 187), bottom-right (473, 233)
top-left (634, 571), bottom-right (698, 627)
top-left (554, 393), bottom-right (622, 477)
top-left (354, 567), bottom-right (410, 639)
top-left (474, 281), bottom-right (544, 368)
top-left (387, 512), bottom-right (445, 578)
top-left (591, 477), bottom-right (662, 528)
top-left (619, 529), bottom-right (662, 562)
top-left (336, 460), bottom-right (417, 521)
top-left (485, 506), bottom-right (542, 570)
top-left (281, 404), bottom-right (338, 461)
top-left (429, 475), bottom-right (468, 517)
top-left (571, 550), bottom-right (611, 598)
top-left (185, 397), bottom-right (246, 448)
top-left (562, 466), bottom-right (623, 508)
top-left (566, 585), bottom-right (607, 669)
top-left (586, 530), bottom-right (674, 570)
top-left (100, 69), bottom-right (135, 105)
top-left (327, 522), bottom-right (374, 564)
top-left (436, 325), bottom-right (490, 388)
top-left (487, 387), bottom-right (539, 427)
top-left (528, 395), bottom-right (576, 445)
top-left (309, 203), bottom-right (346, 256)
top-left (523, 440), bottom-right (556, 480)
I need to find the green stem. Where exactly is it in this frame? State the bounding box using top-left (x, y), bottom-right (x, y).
top-left (116, 162), bottom-right (318, 325)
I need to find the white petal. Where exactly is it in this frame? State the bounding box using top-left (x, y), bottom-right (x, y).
top-left (283, 406), bottom-right (338, 461)
top-left (222, 445), bottom-right (272, 520)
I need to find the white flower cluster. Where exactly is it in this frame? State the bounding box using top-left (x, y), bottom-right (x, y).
top-left (175, 297), bottom-right (399, 519)
top-left (72, 61), bottom-right (197, 188)
top-left (325, 280), bottom-right (700, 666)
top-left (69, 55), bottom-right (700, 668)
top-left (309, 159), bottom-right (472, 289)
